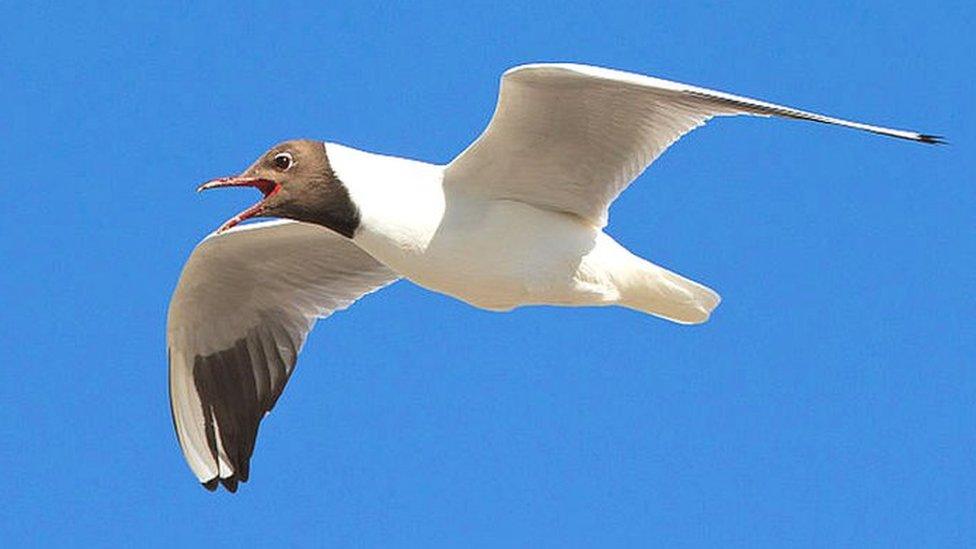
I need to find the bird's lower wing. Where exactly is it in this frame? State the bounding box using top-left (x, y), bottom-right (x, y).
top-left (445, 63), bottom-right (939, 227)
top-left (167, 220), bottom-right (398, 492)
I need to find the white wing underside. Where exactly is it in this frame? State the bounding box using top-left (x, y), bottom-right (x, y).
top-left (167, 220), bottom-right (398, 491)
top-left (445, 63), bottom-right (937, 227)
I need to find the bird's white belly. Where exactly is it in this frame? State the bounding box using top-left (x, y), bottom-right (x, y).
top-left (355, 198), bottom-right (618, 311)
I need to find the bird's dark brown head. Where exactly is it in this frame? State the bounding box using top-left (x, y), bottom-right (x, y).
top-left (198, 139), bottom-right (359, 238)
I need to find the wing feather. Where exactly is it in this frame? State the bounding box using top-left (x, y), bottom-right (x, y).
top-left (167, 220), bottom-right (398, 491)
top-left (445, 63), bottom-right (938, 227)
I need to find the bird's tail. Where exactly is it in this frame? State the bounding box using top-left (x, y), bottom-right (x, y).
top-left (619, 258), bottom-right (721, 324)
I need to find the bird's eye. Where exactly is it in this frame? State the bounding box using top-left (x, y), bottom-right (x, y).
top-left (273, 152), bottom-right (293, 171)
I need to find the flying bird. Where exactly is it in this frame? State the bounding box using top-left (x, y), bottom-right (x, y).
top-left (168, 63), bottom-right (939, 492)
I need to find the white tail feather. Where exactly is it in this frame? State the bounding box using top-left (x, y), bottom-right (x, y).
top-left (620, 259), bottom-right (721, 324)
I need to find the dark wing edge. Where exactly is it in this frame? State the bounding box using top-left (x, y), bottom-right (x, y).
top-left (169, 322), bottom-right (301, 493)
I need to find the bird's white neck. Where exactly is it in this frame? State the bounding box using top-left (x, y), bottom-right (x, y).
top-left (324, 142), bottom-right (446, 258)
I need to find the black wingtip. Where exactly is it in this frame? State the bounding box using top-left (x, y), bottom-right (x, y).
top-left (917, 133), bottom-right (947, 145)
top-left (220, 476), bottom-right (240, 493)
top-left (201, 475), bottom-right (244, 493)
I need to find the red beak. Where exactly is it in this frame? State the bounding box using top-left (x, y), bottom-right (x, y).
top-left (197, 176), bottom-right (281, 234)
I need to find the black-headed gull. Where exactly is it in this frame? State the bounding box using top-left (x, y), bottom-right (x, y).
top-left (169, 63), bottom-right (939, 491)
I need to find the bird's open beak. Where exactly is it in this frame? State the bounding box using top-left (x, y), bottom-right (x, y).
top-left (197, 176), bottom-right (282, 234)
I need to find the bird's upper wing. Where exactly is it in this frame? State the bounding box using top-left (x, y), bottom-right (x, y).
top-left (167, 220), bottom-right (399, 492)
top-left (444, 63), bottom-right (938, 227)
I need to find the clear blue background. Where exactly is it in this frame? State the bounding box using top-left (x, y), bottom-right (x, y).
top-left (1, 2), bottom-right (972, 547)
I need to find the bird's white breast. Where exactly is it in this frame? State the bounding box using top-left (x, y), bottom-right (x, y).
top-left (326, 143), bottom-right (618, 311)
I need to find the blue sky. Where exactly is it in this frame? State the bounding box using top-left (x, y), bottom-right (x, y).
top-left (1, 2), bottom-right (972, 547)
